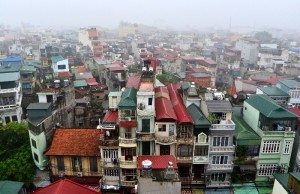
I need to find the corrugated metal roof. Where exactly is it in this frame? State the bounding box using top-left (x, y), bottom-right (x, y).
top-left (137, 155), bottom-right (178, 170)
top-left (258, 87), bottom-right (289, 96)
top-left (205, 100), bottom-right (233, 113)
top-left (74, 80), bottom-right (88, 87)
top-left (0, 181), bottom-right (24, 194)
top-left (0, 72), bottom-right (20, 82)
top-left (27, 103), bottom-right (51, 110)
top-left (278, 79), bottom-right (300, 89)
top-left (118, 88), bottom-right (137, 109)
top-left (187, 104), bottom-right (210, 127)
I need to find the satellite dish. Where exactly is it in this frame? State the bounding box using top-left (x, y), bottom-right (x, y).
top-left (234, 94), bottom-right (237, 99)
top-left (223, 91), bottom-right (227, 95)
top-left (138, 102), bottom-right (145, 110)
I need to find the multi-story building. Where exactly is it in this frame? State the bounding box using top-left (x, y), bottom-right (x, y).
top-left (27, 82), bottom-right (75, 170)
top-left (243, 95), bottom-right (297, 181)
top-left (276, 79), bottom-right (300, 107)
top-left (154, 87), bottom-right (177, 156)
top-left (136, 59), bottom-right (156, 156)
top-left (256, 86), bottom-right (290, 107)
top-left (167, 84), bottom-right (194, 187)
top-left (0, 64), bottom-right (23, 125)
top-left (235, 37), bottom-right (259, 64)
top-left (78, 27), bottom-right (102, 58)
top-left (200, 100), bottom-right (235, 188)
top-left (45, 128), bottom-right (102, 185)
top-left (118, 87), bottom-right (138, 192)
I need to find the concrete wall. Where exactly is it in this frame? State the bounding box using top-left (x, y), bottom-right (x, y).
top-left (29, 130), bottom-right (47, 170)
top-left (138, 177), bottom-right (181, 194)
top-left (272, 179), bottom-right (288, 194)
top-left (243, 101), bottom-right (261, 135)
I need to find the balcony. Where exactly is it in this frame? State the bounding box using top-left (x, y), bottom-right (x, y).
top-left (119, 138), bottom-right (137, 147)
top-left (263, 130), bottom-right (295, 138)
top-left (0, 84), bottom-right (21, 94)
top-left (156, 136), bottom-right (176, 144)
top-left (99, 139), bottom-right (119, 147)
top-left (177, 137), bottom-right (194, 144)
top-left (180, 177), bottom-right (192, 185)
top-left (193, 156), bottom-right (209, 164)
top-left (206, 180), bottom-right (231, 188)
top-left (211, 120), bottom-right (235, 130)
top-left (102, 158), bottom-right (119, 167)
top-left (119, 159), bottom-right (137, 169)
top-left (137, 134), bottom-right (155, 141)
top-left (206, 164), bottom-right (233, 172)
top-left (210, 146), bottom-right (235, 153)
top-left (177, 156), bottom-right (193, 164)
top-left (120, 180), bottom-right (137, 187)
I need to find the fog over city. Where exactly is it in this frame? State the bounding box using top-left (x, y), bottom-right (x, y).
top-left (1, 0), bottom-right (300, 31)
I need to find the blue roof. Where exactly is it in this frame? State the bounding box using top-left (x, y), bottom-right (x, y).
top-left (1, 56), bottom-right (22, 62)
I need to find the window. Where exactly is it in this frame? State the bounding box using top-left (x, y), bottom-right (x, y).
top-left (248, 145), bottom-right (260, 155)
top-left (12, 115), bottom-right (17, 122)
top-left (194, 146), bottom-right (208, 156)
top-left (212, 136), bottom-right (229, 146)
top-left (284, 141), bottom-right (291, 154)
top-left (57, 64), bottom-right (66, 70)
top-left (178, 145), bottom-right (192, 157)
top-left (121, 148), bottom-right (136, 157)
top-left (122, 169), bottom-right (136, 176)
top-left (211, 173), bottom-right (226, 181)
top-left (104, 169), bottom-right (119, 176)
top-left (262, 141), bottom-right (280, 153)
top-left (178, 125), bottom-right (192, 138)
top-left (31, 139), bottom-right (37, 149)
top-left (57, 156), bottom-right (65, 171)
top-left (258, 164), bottom-right (277, 176)
top-left (148, 97), bottom-right (153, 105)
top-left (72, 157), bottom-right (82, 171)
top-left (90, 157), bottom-right (98, 172)
top-left (198, 133), bottom-right (207, 143)
top-left (142, 119), bottom-right (150, 132)
top-left (103, 149), bottom-right (118, 159)
top-left (169, 124), bottom-right (175, 136)
top-left (34, 153), bottom-right (39, 162)
top-left (158, 124), bottom-right (166, 132)
top-left (125, 128), bottom-right (132, 138)
top-left (5, 116), bottom-right (10, 124)
top-left (222, 113), bottom-right (227, 120)
top-left (212, 155), bottom-right (228, 164)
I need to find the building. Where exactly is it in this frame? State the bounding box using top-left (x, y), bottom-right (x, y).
top-left (136, 59), bottom-right (156, 156)
top-left (243, 95), bottom-right (297, 181)
top-left (0, 181), bottom-right (26, 194)
top-left (256, 86), bottom-right (290, 106)
top-left (277, 79), bottom-right (300, 107)
top-left (78, 27), bottom-right (102, 58)
top-left (235, 37), bottom-right (259, 64)
top-left (0, 64), bottom-right (22, 125)
top-left (117, 87), bottom-right (138, 191)
top-left (45, 128), bottom-right (102, 185)
top-left (272, 172), bottom-right (300, 194)
top-left (154, 87), bottom-right (177, 156)
top-left (137, 155), bottom-right (181, 194)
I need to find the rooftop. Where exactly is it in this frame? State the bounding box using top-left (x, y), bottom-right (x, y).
top-left (0, 64), bottom-right (21, 73)
top-left (32, 179), bottom-right (100, 194)
top-left (45, 128), bottom-right (100, 156)
top-left (205, 100), bottom-right (233, 113)
top-left (126, 76), bottom-right (140, 89)
top-left (137, 155), bottom-right (178, 170)
top-left (118, 87), bottom-right (137, 110)
top-left (0, 181), bottom-right (24, 194)
top-left (86, 78), bottom-right (98, 86)
top-left (51, 55), bottom-right (64, 64)
top-left (74, 80), bottom-right (88, 87)
top-left (246, 95), bottom-right (298, 119)
top-left (139, 82), bottom-right (154, 92)
top-left (187, 103), bottom-right (211, 127)
top-left (257, 87), bottom-right (289, 97)
top-left (27, 103), bottom-right (51, 110)
top-left (155, 97), bottom-right (177, 121)
top-left (102, 110), bottom-right (118, 123)
top-left (278, 79), bottom-right (300, 89)
top-left (0, 72), bottom-right (20, 82)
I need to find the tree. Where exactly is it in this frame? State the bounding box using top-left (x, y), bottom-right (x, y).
top-left (0, 122), bottom-right (35, 187)
top-left (254, 31), bottom-right (272, 43)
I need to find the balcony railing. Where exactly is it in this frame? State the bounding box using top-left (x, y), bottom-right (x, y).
top-left (263, 131), bottom-right (295, 138)
top-left (177, 156), bottom-right (193, 163)
top-left (137, 134), bottom-right (155, 141)
top-left (207, 180), bottom-right (231, 187)
top-left (193, 156), bottom-right (209, 164)
top-left (0, 84), bottom-right (21, 94)
top-left (120, 180), bottom-right (137, 187)
top-left (180, 177), bottom-right (192, 185)
top-left (210, 146), bottom-right (235, 153)
top-left (156, 136), bottom-right (176, 144)
top-left (177, 137), bottom-right (194, 144)
top-left (119, 138), bottom-right (136, 145)
top-left (207, 164), bottom-right (233, 171)
top-left (211, 120), bottom-right (235, 130)
top-left (99, 140), bottom-right (119, 147)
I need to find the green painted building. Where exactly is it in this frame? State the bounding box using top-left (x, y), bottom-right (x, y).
top-left (243, 94), bottom-right (297, 181)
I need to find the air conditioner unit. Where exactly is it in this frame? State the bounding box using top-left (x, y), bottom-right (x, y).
top-left (77, 172), bottom-right (83, 177)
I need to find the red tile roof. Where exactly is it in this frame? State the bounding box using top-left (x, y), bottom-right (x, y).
top-left (126, 76), bottom-right (141, 89)
top-left (86, 78), bottom-right (98, 86)
top-left (58, 71), bottom-right (71, 78)
top-left (288, 108), bottom-right (300, 122)
top-left (88, 30), bottom-right (98, 38)
top-left (155, 97), bottom-right (177, 121)
top-left (77, 67), bottom-right (87, 73)
top-left (32, 179), bottom-right (100, 194)
top-left (137, 155), bottom-right (178, 170)
top-left (200, 59), bottom-right (217, 66)
top-left (102, 110), bottom-right (118, 123)
top-left (45, 128), bottom-right (100, 156)
top-left (119, 121), bottom-right (137, 128)
top-left (167, 84), bottom-right (193, 125)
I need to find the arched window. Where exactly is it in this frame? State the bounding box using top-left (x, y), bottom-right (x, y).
top-left (198, 133), bottom-right (207, 143)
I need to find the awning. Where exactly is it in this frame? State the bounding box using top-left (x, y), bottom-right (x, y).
top-left (119, 121), bottom-right (137, 128)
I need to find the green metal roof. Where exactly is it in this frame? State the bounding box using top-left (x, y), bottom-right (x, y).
top-left (278, 79), bottom-right (300, 89)
top-left (118, 87), bottom-right (137, 109)
top-left (233, 116), bottom-right (261, 145)
top-left (51, 55), bottom-right (64, 63)
top-left (86, 61), bottom-right (97, 71)
top-left (20, 65), bottom-right (37, 73)
top-left (74, 80), bottom-right (87, 87)
top-left (258, 87), bottom-right (289, 97)
top-left (0, 181), bottom-right (24, 194)
top-left (155, 78), bottom-right (165, 87)
top-left (232, 183), bottom-right (259, 194)
top-left (108, 91), bottom-right (122, 97)
top-left (187, 103), bottom-right (211, 127)
top-left (181, 82), bottom-right (191, 90)
top-left (0, 72), bottom-right (20, 82)
top-left (0, 64), bottom-right (21, 73)
top-left (290, 172), bottom-right (300, 181)
top-left (245, 94), bottom-right (298, 119)
top-left (273, 173), bottom-right (289, 193)
top-left (27, 103), bottom-right (51, 110)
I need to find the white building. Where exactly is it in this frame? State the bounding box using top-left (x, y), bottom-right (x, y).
top-left (235, 37), bottom-right (259, 64)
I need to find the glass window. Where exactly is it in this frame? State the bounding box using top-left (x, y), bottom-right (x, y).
top-left (34, 153), bottom-right (39, 162)
top-left (31, 139), bottom-right (37, 149)
top-left (90, 157), bottom-right (98, 172)
top-left (57, 156), bottom-right (65, 171)
top-left (72, 157), bottom-right (82, 171)
top-left (142, 119), bottom-right (150, 132)
top-left (148, 98), bottom-right (153, 105)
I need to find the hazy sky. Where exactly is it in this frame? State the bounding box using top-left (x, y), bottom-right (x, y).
top-left (1, 0), bottom-right (300, 30)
